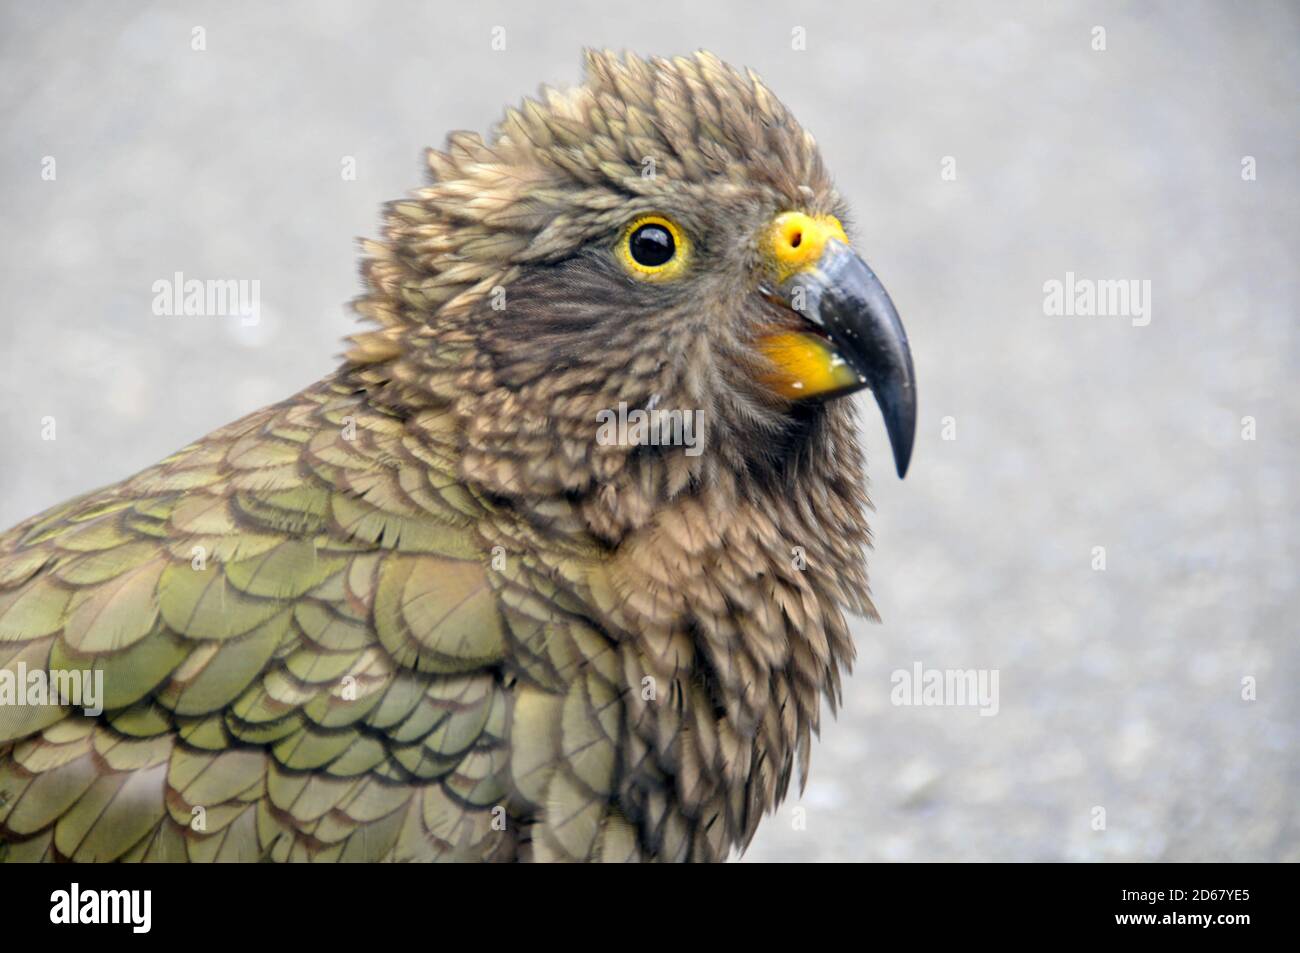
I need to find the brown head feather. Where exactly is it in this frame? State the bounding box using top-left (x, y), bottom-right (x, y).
top-left (346, 50), bottom-right (875, 856)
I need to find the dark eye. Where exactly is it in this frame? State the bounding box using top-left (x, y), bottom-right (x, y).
top-left (629, 223), bottom-right (676, 267)
top-left (619, 215), bottom-right (688, 279)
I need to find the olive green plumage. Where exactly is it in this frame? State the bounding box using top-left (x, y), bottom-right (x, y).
top-left (0, 50), bottom-right (886, 862)
top-left (1, 387), bottom-right (514, 860)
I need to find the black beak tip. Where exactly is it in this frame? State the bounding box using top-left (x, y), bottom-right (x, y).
top-left (873, 378), bottom-right (915, 480)
top-left (886, 401), bottom-right (915, 479)
top-left (894, 444), bottom-right (911, 479)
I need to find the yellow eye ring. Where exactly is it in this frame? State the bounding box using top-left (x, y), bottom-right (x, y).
top-left (617, 215), bottom-right (690, 280)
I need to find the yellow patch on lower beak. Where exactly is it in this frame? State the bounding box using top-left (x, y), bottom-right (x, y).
top-left (757, 330), bottom-right (862, 400)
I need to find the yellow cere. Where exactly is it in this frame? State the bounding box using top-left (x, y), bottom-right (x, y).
top-left (618, 214), bottom-right (691, 281)
top-left (765, 211), bottom-right (849, 284)
top-left (758, 329), bottom-right (863, 400)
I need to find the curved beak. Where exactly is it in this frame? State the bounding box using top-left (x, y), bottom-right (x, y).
top-left (774, 240), bottom-right (917, 478)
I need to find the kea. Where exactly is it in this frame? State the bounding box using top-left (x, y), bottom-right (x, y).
top-left (0, 50), bottom-right (915, 862)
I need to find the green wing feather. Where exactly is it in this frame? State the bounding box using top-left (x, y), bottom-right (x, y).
top-left (0, 380), bottom-right (635, 862)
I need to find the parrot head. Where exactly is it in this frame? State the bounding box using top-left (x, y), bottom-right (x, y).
top-left (347, 49), bottom-right (914, 538)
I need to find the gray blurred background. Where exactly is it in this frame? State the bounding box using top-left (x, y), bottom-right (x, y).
top-left (1, 1), bottom-right (1296, 861)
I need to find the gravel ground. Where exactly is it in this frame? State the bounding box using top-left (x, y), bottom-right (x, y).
top-left (1, 0), bottom-right (1295, 861)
